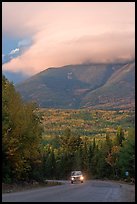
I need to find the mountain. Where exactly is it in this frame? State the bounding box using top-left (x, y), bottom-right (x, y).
top-left (15, 62), bottom-right (135, 110)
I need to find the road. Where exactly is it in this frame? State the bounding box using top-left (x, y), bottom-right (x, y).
top-left (2, 180), bottom-right (135, 202)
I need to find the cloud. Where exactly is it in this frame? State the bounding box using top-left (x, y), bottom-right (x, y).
top-left (2, 2), bottom-right (135, 75)
top-left (3, 31), bottom-right (135, 75)
top-left (2, 38), bottom-right (33, 65)
top-left (18, 39), bottom-right (32, 48)
top-left (9, 48), bottom-right (19, 55)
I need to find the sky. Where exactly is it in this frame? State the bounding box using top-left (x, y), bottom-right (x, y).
top-left (2, 2), bottom-right (135, 82)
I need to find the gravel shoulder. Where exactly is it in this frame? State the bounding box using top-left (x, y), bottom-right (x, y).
top-left (2, 180), bottom-right (62, 194)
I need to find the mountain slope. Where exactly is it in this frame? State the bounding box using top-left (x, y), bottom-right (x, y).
top-left (81, 62), bottom-right (135, 109)
top-left (15, 62), bottom-right (135, 110)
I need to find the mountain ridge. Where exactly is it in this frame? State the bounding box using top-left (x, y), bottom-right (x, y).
top-left (15, 62), bottom-right (135, 110)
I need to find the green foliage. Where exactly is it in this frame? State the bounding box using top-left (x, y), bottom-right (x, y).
top-left (59, 128), bottom-right (83, 153)
top-left (118, 128), bottom-right (135, 178)
top-left (43, 149), bottom-right (56, 179)
top-left (2, 78), bottom-right (135, 183)
top-left (40, 108), bottom-right (134, 144)
top-left (73, 149), bottom-right (82, 170)
top-left (43, 124), bottom-right (134, 181)
top-left (115, 126), bottom-right (125, 146)
top-left (91, 138), bottom-right (113, 178)
top-left (2, 75), bottom-right (43, 182)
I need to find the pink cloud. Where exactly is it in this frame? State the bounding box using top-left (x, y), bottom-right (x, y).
top-left (2, 2), bottom-right (135, 75)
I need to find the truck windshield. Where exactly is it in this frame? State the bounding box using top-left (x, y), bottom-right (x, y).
top-left (71, 171), bottom-right (82, 176)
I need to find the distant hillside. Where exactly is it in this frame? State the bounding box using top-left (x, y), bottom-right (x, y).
top-left (15, 62), bottom-right (135, 110)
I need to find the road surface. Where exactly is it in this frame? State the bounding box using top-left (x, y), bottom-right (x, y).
top-left (2, 180), bottom-right (135, 202)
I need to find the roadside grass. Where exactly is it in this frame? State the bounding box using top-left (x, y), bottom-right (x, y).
top-left (2, 180), bottom-right (63, 194)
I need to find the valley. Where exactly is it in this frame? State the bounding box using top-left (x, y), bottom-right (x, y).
top-left (39, 108), bottom-right (135, 146)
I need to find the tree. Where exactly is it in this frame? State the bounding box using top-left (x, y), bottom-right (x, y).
top-left (59, 128), bottom-right (83, 153)
top-left (73, 149), bottom-right (82, 170)
top-left (43, 147), bottom-right (56, 179)
top-left (115, 126), bottom-right (125, 147)
top-left (2, 75), bottom-right (43, 182)
top-left (87, 143), bottom-right (94, 176)
top-left (80, 138), bottom-right (89, 174)
top-left (118, 128), bottom-right (135, 178)
top-left (105, 133), bottom-right (112, 152)
top-left (105, 145), bottom-right (120, 178)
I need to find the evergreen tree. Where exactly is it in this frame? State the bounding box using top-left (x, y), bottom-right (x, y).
top-left (118, 128), bottom-right (135, 178)
top-left (115, 126), bottom-right (125, 147)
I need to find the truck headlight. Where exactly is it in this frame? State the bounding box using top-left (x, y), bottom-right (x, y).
top-left (80, 176), bottom-right (84, 180)
top-left (71, 177), bottom-right (74, 180)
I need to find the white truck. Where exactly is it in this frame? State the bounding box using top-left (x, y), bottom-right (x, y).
top-left (70, 171), bottom-right (84, 184)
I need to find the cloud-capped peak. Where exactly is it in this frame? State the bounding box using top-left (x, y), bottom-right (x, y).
top-left (2, 2), bottom-right (135, 76)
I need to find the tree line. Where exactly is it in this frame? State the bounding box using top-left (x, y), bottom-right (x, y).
top-left (2, 76), bottom-right (135, 183)
top-left (41, 126), bottom-right (135, 181)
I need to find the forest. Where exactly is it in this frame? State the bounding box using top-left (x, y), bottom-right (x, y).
top-left (2, 75), bottom-right (135, 184)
